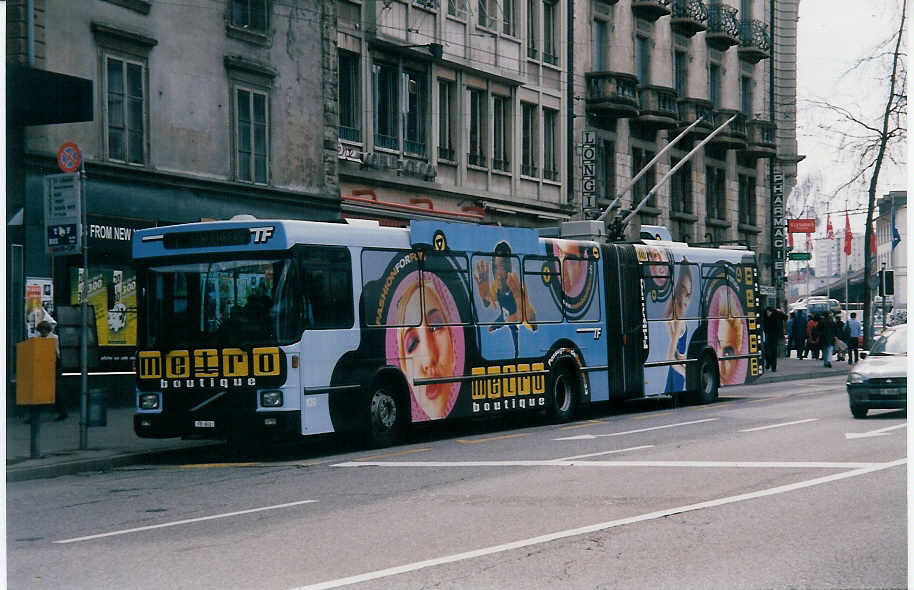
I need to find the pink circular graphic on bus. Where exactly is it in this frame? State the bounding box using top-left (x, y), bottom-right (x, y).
top-left (385, 271), bottom-right (465, 421)
top-left (707, 285), bottom-right (748, 385)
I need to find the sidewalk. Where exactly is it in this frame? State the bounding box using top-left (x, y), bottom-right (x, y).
top-left (6, 356), bottom-right (850, 482)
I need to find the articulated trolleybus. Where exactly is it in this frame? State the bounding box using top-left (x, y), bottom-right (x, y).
top-left (133, 218), bottom-right (762, 446)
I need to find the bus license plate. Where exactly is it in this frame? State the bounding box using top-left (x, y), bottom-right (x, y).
top-left (194, 420), bottom-right (215, 428)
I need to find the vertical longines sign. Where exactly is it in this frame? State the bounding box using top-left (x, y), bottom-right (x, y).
top-left (771, 171), bottom-right (786, 291)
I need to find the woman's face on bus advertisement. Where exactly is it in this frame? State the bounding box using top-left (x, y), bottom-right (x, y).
top-left (716, 315), bottom-right (744, 384)
top-left (553, 241), bottom-right (586, 296)
top-left (673, 272), bottom-right (692, 318)
top-left (398, 285), bottom-right (457, 419)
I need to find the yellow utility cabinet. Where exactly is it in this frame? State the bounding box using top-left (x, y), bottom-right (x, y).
top-left (16, 338), bottom-right (56, 405)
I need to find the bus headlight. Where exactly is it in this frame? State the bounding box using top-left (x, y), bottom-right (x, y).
top-left (139, 393), bottom-right (161, 410)
top-left (260, 390), bottom-right (283, 408)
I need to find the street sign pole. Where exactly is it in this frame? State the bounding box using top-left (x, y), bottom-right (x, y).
top-left (79, 160), bottom-right (89, 450)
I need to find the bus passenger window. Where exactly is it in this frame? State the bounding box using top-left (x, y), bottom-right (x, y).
top-left (522, 257), bottom-right (563, 324)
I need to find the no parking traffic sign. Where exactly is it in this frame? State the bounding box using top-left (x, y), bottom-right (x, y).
top-left (57, 142), bottom-right (81, 173)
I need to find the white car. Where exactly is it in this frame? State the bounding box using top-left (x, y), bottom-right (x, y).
top-left (846, 325), bottom-right (907, 418)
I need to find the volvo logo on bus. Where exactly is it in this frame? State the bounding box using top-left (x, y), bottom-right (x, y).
top-left (138, 347), bottom-right (284, 390)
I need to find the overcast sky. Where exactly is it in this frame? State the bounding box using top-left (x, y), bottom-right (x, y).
top-left (794, 0), bottom-right (907, 229)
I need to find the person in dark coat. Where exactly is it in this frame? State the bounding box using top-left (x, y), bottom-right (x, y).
top-left (818, 312), bottom-right (837, 368)
top-left (763, 307), bottom-right (788, 372)
top-left (792, 309), bottom-right (807, 358)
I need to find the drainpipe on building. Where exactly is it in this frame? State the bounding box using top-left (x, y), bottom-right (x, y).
top-left (27, 0), bottom-right (35, 66)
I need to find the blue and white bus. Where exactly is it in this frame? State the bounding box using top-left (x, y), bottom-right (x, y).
top-left (132, 217), bottom-right (762, 446)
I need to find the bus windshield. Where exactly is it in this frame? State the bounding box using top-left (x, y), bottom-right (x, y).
top-left (141, 257), bottom-right (296, 348)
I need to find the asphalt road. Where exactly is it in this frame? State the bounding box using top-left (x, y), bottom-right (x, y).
top-left (6, 375), bottom-right (907, 590)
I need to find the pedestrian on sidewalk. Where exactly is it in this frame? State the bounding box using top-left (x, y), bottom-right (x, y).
top-left (805, 314), bottom-right (820, 360)
top-left (786, 313), bottom-right (795, 357)
top-left (819, 312), bottom-right (837, 368)
top-left (763, 306), bottom-right (788, 372)
top-left (27, 320), bottom-right (68, 422)
top-left (792, 309), bottom-right (807, 358)
top-left (845, 312), bottom-right (862, 364)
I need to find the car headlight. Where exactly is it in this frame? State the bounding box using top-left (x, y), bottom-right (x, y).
top-left (139, 393), bottom-right (161, 410)
top-left (260, 390), bottom-right (283, 408)
top-left (848, 373), bottom-right (865, 384)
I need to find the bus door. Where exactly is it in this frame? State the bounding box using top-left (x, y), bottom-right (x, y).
top-left (295, 246), bottom-right (359, 435)
top-left (603, 244), bottom-right (646, 398)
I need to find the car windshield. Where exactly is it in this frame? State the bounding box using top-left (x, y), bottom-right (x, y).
top-left (870, 325), bottom-right (907, 355)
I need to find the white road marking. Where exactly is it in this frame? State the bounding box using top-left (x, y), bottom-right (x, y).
top-left (553, 445), bottom-right (654, 461)
top-left (846, 422), bottom-right (907, 440)
top-left (553, 418), bottom-right (718, 441)
top-left (297, 459), bottom-right (906, 590)
top-left (333, 460), bottom-right (880, 469)
top-left (739, 418), bottom-right (818, 433)
top-left (55, 499), bottom-right (318, 544)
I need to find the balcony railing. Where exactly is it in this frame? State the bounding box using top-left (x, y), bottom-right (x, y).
top-left (493, 157), bottom-right (510, 172)
top-left (404, 140), bottom-right (426, 158)
top-left (522, 164), bottom-right (538, 177)
top-left (542, 51), bottom-right (559, 66)
top-left (585, 71), bottom-right (640, 120)
top-left (670, 0), bottom-right (707, 37)
top-left (543, 168), bottom-right (559, 181)
top-left (676, 97), bottom-right (715, 136)
top-left (375, 133), bottom-right (398, 150)
top-left (706, 3), bottom-right (740, 50)
top-left (636, 86), bottom-right (679, 129)
top-left (438, 146), bottom-right (455, 161)
top-left (631, 0), bottom-right (671, 21)
top-left (467, 152), bottom-right (487, 167)
top-left (738, 19), bottom-right (771, 63)
top-left (743, 119), bottom-right (776, 159)
top-left (709, 109), bottom-right (747, 149)
top-left (339, 126), bottom-right (361, 143)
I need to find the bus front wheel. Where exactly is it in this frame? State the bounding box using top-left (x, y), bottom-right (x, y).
top-left (366, 386), bottom-right (404, 448)
top-left (549, 365), bottom-right (577, 423)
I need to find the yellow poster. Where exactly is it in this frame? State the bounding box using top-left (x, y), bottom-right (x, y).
top-left (70, 267), bottom-right (137, 346)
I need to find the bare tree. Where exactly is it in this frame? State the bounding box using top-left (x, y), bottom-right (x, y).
top-left (803, 0), bottom-right (907, 346)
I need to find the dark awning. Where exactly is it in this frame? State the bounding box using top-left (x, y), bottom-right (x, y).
top-left (7, 64), bottom-right (93, 126)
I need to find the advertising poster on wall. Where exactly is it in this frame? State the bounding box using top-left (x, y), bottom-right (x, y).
top-left (25, 277), bottom-right (54, 338)
top-left (69, 267), bottom-right (137, 346)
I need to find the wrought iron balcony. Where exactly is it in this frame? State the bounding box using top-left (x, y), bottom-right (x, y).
top-left (632, 0), bottom-right (671, 21)
top-left (585, 71), bottom-right (640, 120)
top-left (738, 19), bottom-right (771, 63)
top-left (636, 86), bottom-right (679, 129)
top-left (339, 126), bottom-right (361, 143)
top-left (670, 0), bottom-right (708, 37)
top-left (743, 118), bottom-right (776, 158)
top-left (675, 98), bottom-right (715, 136)
top-left (705, 3), bottom-right (740, 50)
top-left (709, 109), bottom-right (747, 149)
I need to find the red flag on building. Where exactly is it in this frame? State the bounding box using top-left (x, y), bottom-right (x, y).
top-left (826, 214), bottom-right (834, 239)
top-left (870, 224), bottom-right (878, 254)
top-left (843, 211), bottom-right (852, 255)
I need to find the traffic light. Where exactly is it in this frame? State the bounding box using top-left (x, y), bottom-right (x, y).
top-left (879, 269), bottom-right (895, 296)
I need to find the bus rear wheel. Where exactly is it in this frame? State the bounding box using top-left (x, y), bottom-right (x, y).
top-left (549, 365), bottom-right (577, 423)
top-left (366, 386), bottom-right (404, 448)
top-left (693, 353), bottom-right (719, 405)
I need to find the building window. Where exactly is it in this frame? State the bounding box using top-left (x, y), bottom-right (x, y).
top-left (522, 102), bottom-right (538, 176)
top-left (601, 140), bottom-right (615, 201)
top-left (592, 18), bottom-right (608, 71)
top-left (527, 0), bottom-right (539, 59)
top-left (503, 0), bottom-right (516, 35)
top-left (478, 0), bottom-right (495, 28)
top-left (235, 86), bottom-right (269, 183)
top-left (404, 70), bottom-right (427, 157)
top-left (738, 173), bottom-right (756, 225)
top-left (636, 34), bottom-right (651, 85)
top-left (448, 0), bottom-right (467, 17)
top-left (104, 55), bottom-right (146, 164)
top-left (468, 87), bottom-right (487, 167)
top-left (705, 164), bottom-right (726, 220)
top-left (438, 80), bottom-right (456, 160)
top-left (231, 0), bottom-right (268, 33)
top-left (373, 62), bottom-right (398, 150)
top-left (338, 51), bottom-right (361, 142)
top-left (708, 61), bottom-right (721, 108)
top-left (740, 75), bottom-right (753, 116)
top-left (543, 1), bottom-right (558, 65)
top-left (543, 108), bottom-right (558, 180)
top-left (493, 95), bottom-right (511, 171)
top-left (631, 146), bottom-right (656, 208)
top-left (671, 158), bottom-right (692, 214)
top-left (674, 49), bottom-right (688, 96)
